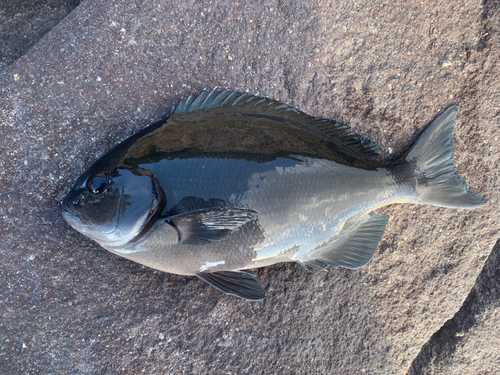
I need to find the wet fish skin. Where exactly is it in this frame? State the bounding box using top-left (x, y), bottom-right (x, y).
top-left (62, 91), bottom-right (484, 300)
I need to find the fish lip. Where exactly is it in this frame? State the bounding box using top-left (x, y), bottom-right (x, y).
top-left (61, 198), bottom-right (101, 230)
top-left (61, 199), bottom-right (118, 234)
top-left (61, 198), bottom-right (77, 217)
top-left (61, 208), bottom-right (82, 232)
top-left (62, 209), bottom-right (76, 218)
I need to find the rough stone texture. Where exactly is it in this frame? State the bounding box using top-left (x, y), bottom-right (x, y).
top-left (408, 240), bottom-right (500, 375)
top-left (0, 0), bottom-right (81, 70)
top-left (408, 2), bottom-right (500, 373)
top-left (0, 0), bottom-right (499, 374)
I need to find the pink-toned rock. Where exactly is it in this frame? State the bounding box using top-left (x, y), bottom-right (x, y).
top-left (408, 240), bottom-right (500, 375)
top-left (0, 1), bottom-right (498, 374)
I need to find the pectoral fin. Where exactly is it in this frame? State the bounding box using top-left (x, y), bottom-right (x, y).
top-left (196, 271), bottom-right (265, 301)
top-left (168, 207), bottom-right (258, 245)
top-left (300, 213), bottom-right (389, 270)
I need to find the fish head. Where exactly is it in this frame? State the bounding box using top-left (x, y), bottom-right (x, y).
top-left (62, 167), bottom-right (166, 248)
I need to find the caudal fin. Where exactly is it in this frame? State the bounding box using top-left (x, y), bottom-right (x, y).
top-left (406, 105), bottom-right (484, 209)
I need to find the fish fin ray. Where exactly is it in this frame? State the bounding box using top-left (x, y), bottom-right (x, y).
top-left (171, 90), bottom-right (381, 160)
top-left (196, 271), bottom-right (265, 301)
top-left (406, 105), bottom-right (485, 208)
top-left (298, 214), bottom-right (389, 270)
top-left (168, 207), bottom-right (258, 245)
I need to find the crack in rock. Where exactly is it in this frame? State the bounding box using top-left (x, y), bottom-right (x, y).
top-left (407, 239), bottom-right (500, 374)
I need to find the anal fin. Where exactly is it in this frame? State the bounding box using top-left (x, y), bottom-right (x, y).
top-left (300, 213), bottom-right (389, 270)
top-left (196, 271), bottom-right (265, 301)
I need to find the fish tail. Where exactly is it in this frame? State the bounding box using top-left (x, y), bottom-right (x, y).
top-left (404, 105), bottom-right (484, 209)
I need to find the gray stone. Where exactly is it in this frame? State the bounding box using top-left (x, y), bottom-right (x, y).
top-left (0, 0), bottom-right (499, 374)
top-left (0, 0), bottom-right (81, 70)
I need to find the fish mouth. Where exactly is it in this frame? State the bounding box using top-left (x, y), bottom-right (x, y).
top-left (61, 195), bottom-right (110, 231)
top-left (62, 199), bottom-right (76, 216)
top-left (62, 209), bottom-right (83, 232)
top-left (61, 197), bottom-right (78, 224)
top-left (62, 208), bottom-right (76, 219)
top-left (61, 187), bottom-right (81, 216)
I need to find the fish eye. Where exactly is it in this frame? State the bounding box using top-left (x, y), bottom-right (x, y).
top-left (88, 175), bottom-right (109, 194)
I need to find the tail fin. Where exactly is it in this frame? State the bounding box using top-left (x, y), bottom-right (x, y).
top-left (406, 105), bottom-right (484, 209)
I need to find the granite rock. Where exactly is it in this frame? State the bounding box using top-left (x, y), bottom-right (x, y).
top-left (408, 240), bottom-right (500, 375)
top-left (0, 0), bottom-right (499, 374)
top-left (408, 2), bottom-right (500, 373)
top-left (0, 0), bottom-right (81, 70)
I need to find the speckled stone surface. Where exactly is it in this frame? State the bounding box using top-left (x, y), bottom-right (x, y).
top-left (0, 0), bottom-right (81, 70)
top-left (408, 240), bottom-right (500, 375)
top-left (0, 0), bottom-right (499, 374)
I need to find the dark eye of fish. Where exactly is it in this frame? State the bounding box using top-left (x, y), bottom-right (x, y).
top-left (88, 176), bottom-right (109, 195)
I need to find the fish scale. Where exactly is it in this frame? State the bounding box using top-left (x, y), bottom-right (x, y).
top-left (62, 91), bottom-right (484, 300)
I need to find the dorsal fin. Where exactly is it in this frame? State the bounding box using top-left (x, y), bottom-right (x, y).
top-left (171, 90), bottom-right (381, 160)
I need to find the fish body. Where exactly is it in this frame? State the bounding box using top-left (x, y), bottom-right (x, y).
top-left (62, 91), bottom-right (484, 300)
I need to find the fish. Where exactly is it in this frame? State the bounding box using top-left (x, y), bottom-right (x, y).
top-left (62, 90), bottom-right (485, 301)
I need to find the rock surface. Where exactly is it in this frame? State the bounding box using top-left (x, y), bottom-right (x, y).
top-left (408, 240), bottom-right (500, 375)
top-left (0, 0), bottom-right (499, 373)
top-left (0, 0), bottom-right (81, 70)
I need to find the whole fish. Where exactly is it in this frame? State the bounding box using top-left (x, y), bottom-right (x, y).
top-left (62, 91), bottom-right (484, 300)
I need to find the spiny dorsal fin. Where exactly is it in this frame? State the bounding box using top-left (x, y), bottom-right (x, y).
top-left (171, 90), bottom-right (381, 160)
